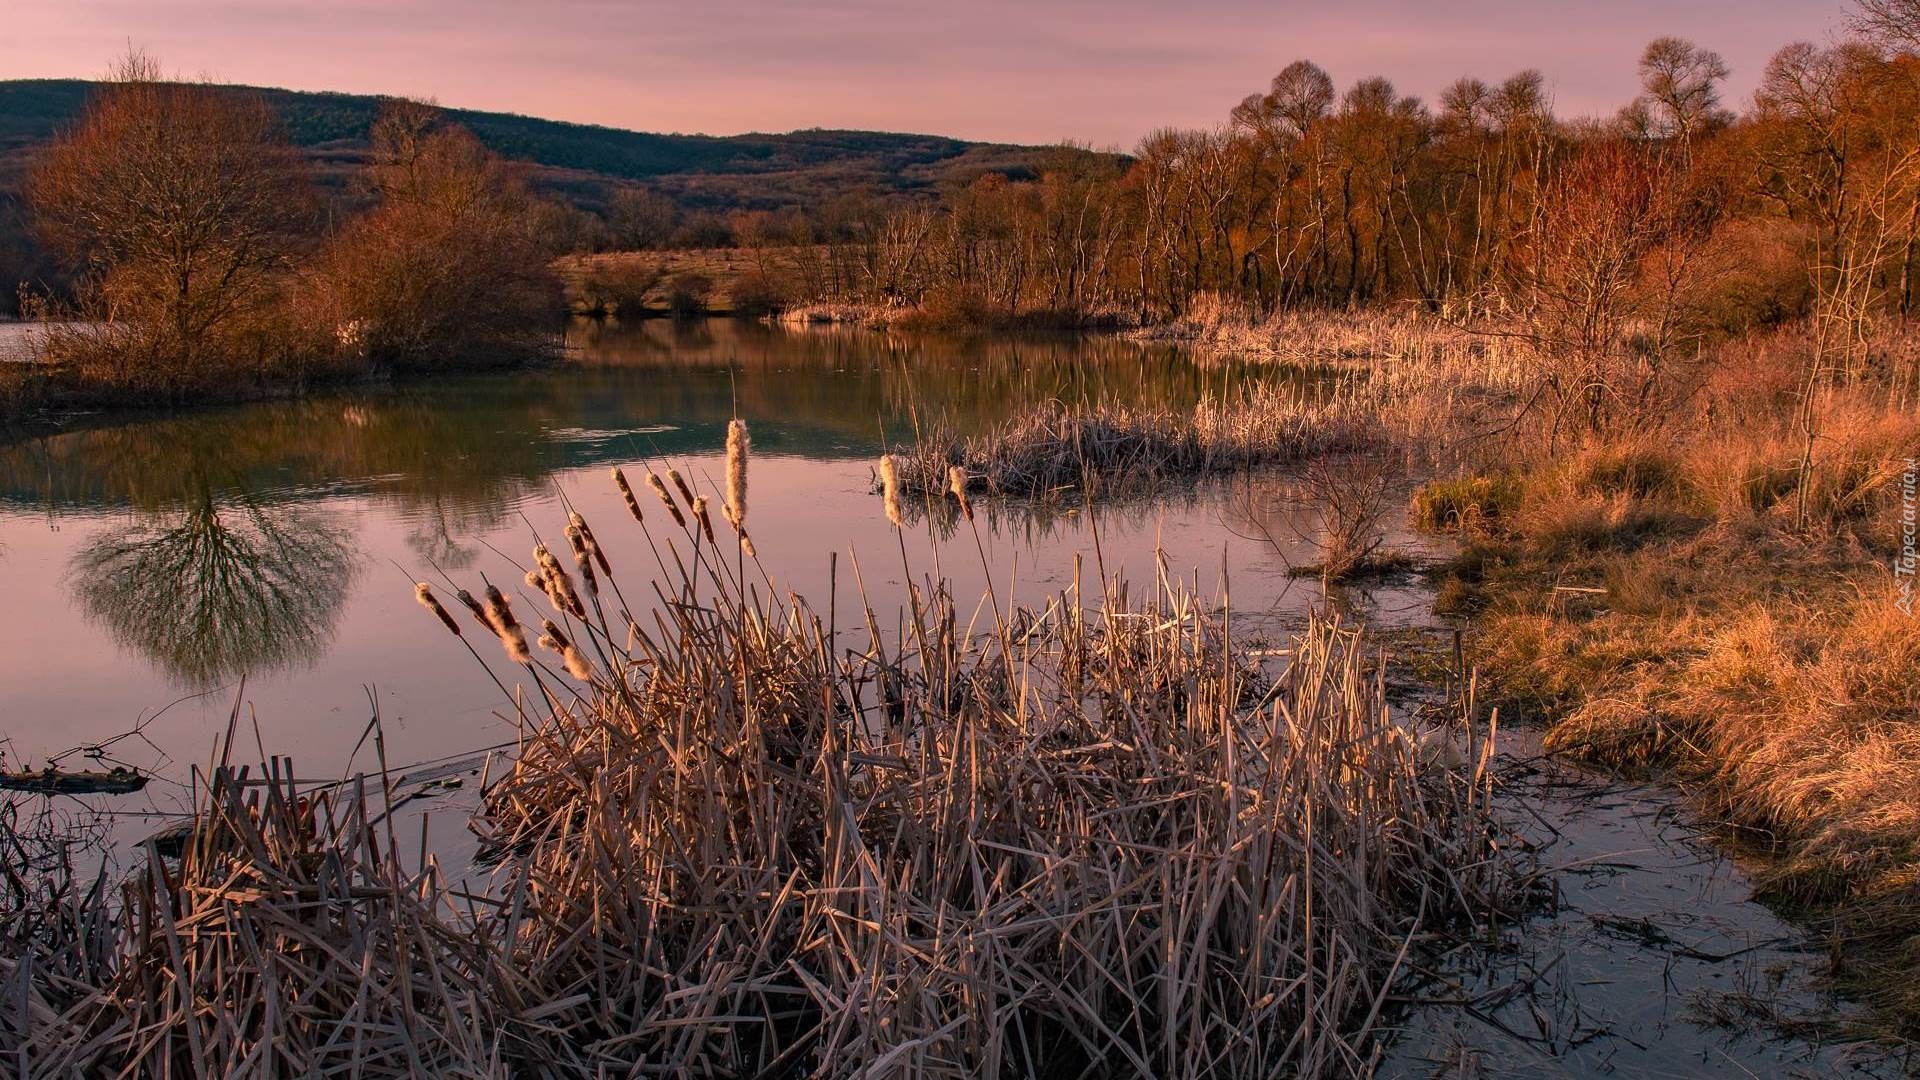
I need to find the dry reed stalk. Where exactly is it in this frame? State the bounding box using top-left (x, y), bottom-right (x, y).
top-left (3, 741), bottom-right (516, 1075)
top-left (452, 499), bottom-right (1517, 1077)
top-left (889, 388), bottom-right (1384, 507)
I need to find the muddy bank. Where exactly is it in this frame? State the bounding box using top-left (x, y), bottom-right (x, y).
top-left (1379, 724), bottom-right (1912, 1077)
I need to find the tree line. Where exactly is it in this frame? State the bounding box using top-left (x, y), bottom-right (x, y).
top-left (780, 12), bottom-right (1918, 356)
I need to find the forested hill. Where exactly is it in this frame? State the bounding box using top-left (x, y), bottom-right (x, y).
top-left (0, 79), bottom-right (1077, 212)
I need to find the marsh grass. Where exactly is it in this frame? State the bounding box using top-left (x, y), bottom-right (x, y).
top-left (890, 385), bottom-right (1384, 502)
top-left (1407, 366), bottom-right (1920, 1027)
top-left (1, 433), bottom-right (1518, 1077)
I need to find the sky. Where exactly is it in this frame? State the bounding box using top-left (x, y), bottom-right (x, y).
top-left (3, 0), bottom-right (1857, 149)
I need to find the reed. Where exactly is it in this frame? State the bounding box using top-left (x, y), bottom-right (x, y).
top-left (447, 469), bottom-right (1514, 1076)
top-left (891, 386), bottom-right (1383, 501)
top-left (3, 747), bottom-right (512, 1075)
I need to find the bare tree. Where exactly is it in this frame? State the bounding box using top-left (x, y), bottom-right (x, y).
top-left (27, 52), bottom-right (310, 386)
top-left (1635, 38), bottom-right (1731, 141)
top-left (1850, 0), bottom-right (1920, 51)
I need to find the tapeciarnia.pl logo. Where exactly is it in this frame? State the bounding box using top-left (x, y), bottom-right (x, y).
top-left (1898, 457), bottom-right (1916, 616)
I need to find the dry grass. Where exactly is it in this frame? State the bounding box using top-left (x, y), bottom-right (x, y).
top-left (1, 431), bottom-right (1518, 1077)
top-left (1132, 297), bottom-right (1505, 369)
top-left (1410, 352), bottom-right (1920, 1025)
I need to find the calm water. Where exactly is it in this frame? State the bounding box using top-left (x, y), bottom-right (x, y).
top-left (0, 319), bottom-right (1422, 789)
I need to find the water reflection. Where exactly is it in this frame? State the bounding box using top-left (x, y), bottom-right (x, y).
top-left (0, 320), bottom-right (1285, 524)
top-left (72, 485), bottom-right (355, 688)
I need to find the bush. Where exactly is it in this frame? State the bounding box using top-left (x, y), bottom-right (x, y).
top-left (308, 110), bottom-right (561, 370)
top-left (574, 262), bottom-right (662, 316)
top-left (665, 271), bottom-right (713, 318)
top-left (728, 271), bottom-right (787, 317)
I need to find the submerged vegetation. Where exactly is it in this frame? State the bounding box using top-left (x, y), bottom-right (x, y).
top-left (0, 435), bottom-right (1518, 1076)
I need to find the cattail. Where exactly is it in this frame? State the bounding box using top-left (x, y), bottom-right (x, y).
top-left (524, 569), bottom-right (543, 590)
top-left (668, 468), bottom-right (696, 509)
top-left (948, 466), bottom-right (974, 522)
top-left (879, 454), bottom-right (905, 528)
top-left (534, 544), bottom-right (586, 618)
top-left (483, 585), bottom-right (531, 663)
top-left (566, 528), bottom-right (600, 595)
top-left (455, 588), bottom-right (490, 632)
top-left (538, 618), bottom-right (595, 681)
top-left (692, 495), bottom-right (717, 545)
top-left (725, 419), bottom-right (749, 529)
top-left (646, 472), bottom-right (687, 527)
top-left (414, 583), bottom-right (461, 636)
top-left (611, 467), bottom-right (644, 524)
top-left (570, 510), bottom-right (612, 575)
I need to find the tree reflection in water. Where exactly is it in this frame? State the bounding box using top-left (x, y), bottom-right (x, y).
top-left (71, 488), bottom-right (356, 688)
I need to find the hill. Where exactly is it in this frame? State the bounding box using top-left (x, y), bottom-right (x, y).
top-left (0, 79), bottom-right (1078, 215)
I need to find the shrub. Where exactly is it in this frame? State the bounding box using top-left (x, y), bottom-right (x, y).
top-left (664, 271), bottom-right (713, 318)
top-left (1411, 474), bottom-right (1523, 531)
top-left (727, 270), bottom-right (787, 317)
top-left (574, 262), bottom-right (662, 316)
top-left (308, 106), bottom-right (561, 370)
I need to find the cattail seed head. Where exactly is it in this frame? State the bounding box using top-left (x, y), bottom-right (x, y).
top-left (536, 618), bottom-right (595, 681)
top-left (572, 545), bottom-right (599, 595)
top-left (534, 544), bottom-right (586, 618)
top-left (879, 455), bottom-right (905, 529)
top-left (570, 511), bottom-right (612, 575)
top-left (692, 495), bottom-right (717, 545)
top-left (948, 466), bottom-right (974, 522)
top-left (646, 472), bottom-right (687, 527)
top-left (455, 588), bottom-right (490, 631)
top-left (483, 585), bottom-right (531, 663)
top-left (612, 467), bottom-right (644, 524)
top-left (483, 585), bottom-right (520, 632)
top-left (725, 419), bottom-right (749, 532)
top-left (668, 468), bottom-right (696, 509)
top-left (414, 583), bottom-right (461, 636)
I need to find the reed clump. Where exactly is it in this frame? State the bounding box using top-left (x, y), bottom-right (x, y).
top-left (3, 756), bottom-right (514, 1075)
top-left (2, 460), bottom-right (1518, 1077)
top-left (473, 547), bottom-right (1510, 1076)
top-left (893, 385), bottom-right (1383, 501)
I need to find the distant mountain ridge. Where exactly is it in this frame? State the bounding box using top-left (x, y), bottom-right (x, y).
top-left (0, 78), bottom-right (1074, 212)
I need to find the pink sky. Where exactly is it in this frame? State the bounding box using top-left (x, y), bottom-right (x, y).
top-left (4, 0), bottom-right (1855, 148)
